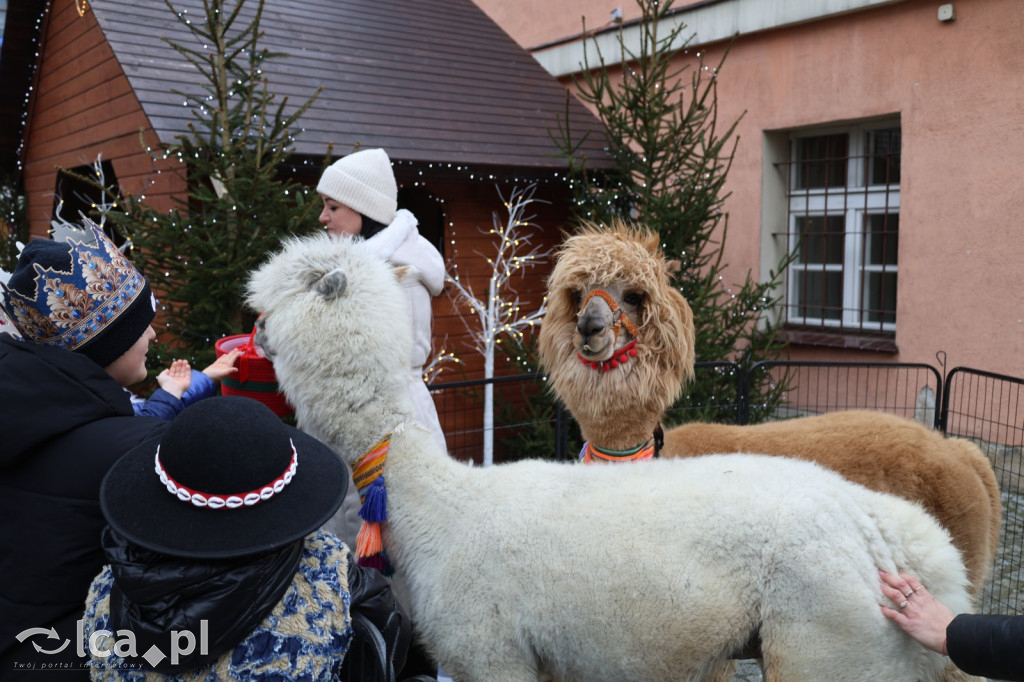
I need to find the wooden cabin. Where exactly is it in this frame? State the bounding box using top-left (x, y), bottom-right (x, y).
top-left (6, 0), bottom-right (611, 386)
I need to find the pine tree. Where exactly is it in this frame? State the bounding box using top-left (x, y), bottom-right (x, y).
top-left (101, 0), bottom-right (323, 372)
top-left (555, 0), bottom-right (792, 425)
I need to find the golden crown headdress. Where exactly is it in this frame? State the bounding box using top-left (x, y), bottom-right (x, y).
top-left (1, 220), bottom-right (150, 357)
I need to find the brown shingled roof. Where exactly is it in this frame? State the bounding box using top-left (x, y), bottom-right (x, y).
top-left (86, 0), bottom-right (611, 169)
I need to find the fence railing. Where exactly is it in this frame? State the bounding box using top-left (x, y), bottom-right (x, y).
top-left (430, 361), bottom-right (1024, 615)
top-left (942, 367), bottom-right (1024, 615)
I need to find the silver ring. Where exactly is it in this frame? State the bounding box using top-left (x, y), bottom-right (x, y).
top-left (899, 600), bottom-right (909, 609)
top-left (904, 590), bottom-right (914, 598)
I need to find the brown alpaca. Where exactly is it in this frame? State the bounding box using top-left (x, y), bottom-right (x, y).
top-left (538, 220), bottom-right (1001, 603)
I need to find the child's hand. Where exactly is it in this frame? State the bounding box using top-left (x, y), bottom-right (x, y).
top-left (203, 348), bottom-right (241, 381)
top-left (156, 359), bottom-right (192, 399)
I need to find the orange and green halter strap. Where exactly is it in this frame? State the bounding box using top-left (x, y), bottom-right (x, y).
top-left (579, 434), bottom-right (657, 464)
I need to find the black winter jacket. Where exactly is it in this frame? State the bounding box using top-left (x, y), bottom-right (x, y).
top-left (0, 336), bottom-right (167, 680)
top-left (95, 527), bottom-right (418, 681)
top-left (947, 612), bottom-right (1024, 681)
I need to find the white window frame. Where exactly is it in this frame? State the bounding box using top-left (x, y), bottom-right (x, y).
top-left (785, 121), bottom-right (900, 333)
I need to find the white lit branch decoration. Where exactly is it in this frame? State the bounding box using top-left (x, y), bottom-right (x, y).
top-left (446, 183), bottom-right (550, 465)
top-left (423, 337), bottom-right (461, 385)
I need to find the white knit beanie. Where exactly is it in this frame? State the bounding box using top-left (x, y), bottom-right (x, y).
top-left (316, 148), bottom-right (398, 225)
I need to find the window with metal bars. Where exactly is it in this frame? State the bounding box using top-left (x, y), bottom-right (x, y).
top-left (782, 123), bottom-right (900, 334)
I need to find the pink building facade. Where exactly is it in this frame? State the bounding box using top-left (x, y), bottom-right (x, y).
top-left (474, 0), bottom-right (1024, 380)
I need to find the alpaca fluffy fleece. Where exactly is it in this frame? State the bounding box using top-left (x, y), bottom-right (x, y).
top-left (247, 234), bottom-right (971, 682)
top-left (667, 411), bottom-right (1002, 602)
top-left (537, 222), bottom-right (1001, 604)
top-left (538, 221), bottom-right (695, 442)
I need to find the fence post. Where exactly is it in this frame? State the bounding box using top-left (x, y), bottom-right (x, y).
top-left (736, 365), bottom-right (750, 426)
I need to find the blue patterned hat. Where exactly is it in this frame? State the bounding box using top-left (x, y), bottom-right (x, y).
top-left (0, 220), bottom-right (155, 367)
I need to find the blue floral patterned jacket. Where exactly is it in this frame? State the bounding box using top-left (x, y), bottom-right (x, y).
top-left (81, 531), bottom-right (353, 681)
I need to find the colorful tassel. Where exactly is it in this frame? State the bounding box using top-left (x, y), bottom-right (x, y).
top-left (352, 434), bottom-right (393, 574)
top-left (358, 554), bottom-right (387, 572)
top-left (358, 477), bottom-right (388, 522)
top-left (357, 520), bottom-right (383, 556)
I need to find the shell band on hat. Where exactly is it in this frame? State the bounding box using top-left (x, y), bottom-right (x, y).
top-left (154, 440), bottom-right (299, 509)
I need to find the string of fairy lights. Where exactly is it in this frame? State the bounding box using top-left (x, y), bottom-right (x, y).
top-left (274, 158), bottom-right (587, 382)
top-left (6, 0), bottom-right (762, 383)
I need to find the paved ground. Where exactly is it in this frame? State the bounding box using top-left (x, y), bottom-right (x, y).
top-left (734, 659), bottom-right (762, 680)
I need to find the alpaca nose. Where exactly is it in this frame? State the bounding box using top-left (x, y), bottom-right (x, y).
top-left (253, 319), bottom-right (274, 358)
top-left (576, 311), bottom-right (607, 341)
top-left (577, 294), bottom-right (614, 342)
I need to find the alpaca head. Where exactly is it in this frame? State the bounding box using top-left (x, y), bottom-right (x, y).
top-left (537, 220), bottom-right (695, 446)
top-left (246, 233), bottom-right (414, 455)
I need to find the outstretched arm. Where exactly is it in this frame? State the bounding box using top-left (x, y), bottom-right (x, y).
top-left (944, 612), bottom-right (1024, 681)
top-left (880, 569), bottom-right (1024, 681)
top-left (879, 569), bottom-right (953, 654)
top-left (202, 348), bottom-right (241, 381)
top-left (156, 359), bottom-right (192, 400)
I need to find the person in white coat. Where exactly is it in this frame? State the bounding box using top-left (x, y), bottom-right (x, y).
top-left (316, 147), bottom-right (447, 452)
top-left (315, 146), bottom-right (447, 680)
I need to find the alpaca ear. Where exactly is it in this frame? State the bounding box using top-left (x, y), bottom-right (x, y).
top-left (665, 260), bottom-right (682, 276)
top-left (314, 268), bottom-right (348, 300)
top-left (393, 265), bottom-right (412, 283)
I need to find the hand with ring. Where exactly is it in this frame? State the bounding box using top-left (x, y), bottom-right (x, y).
top-left (878, 568), bottom-right (954, 655)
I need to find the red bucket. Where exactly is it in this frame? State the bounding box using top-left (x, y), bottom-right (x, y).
top-left (214, 327), bottom-right (293, 417)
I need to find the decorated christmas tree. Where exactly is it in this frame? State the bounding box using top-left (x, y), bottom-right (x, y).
top-left (99, 0), bottom-right (324, 373)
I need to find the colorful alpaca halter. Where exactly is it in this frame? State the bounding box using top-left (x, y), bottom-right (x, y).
top-left (577, 289), bottom-right (640, 371)
top-left (579, 435), bottom-right (657, 463)
top-left (352, 432), bottom-right (393, 573)
top-left (578, 289), bottom-right (640, 339)
top-left (578, 339), bottom-right (637, 372)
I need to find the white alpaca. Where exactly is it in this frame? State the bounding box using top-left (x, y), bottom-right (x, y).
top-left (247, 234), bottom-right (972, 682)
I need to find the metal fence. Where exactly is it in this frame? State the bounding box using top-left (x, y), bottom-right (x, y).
top-left (942, 368), bottom-right (1024, 615)
top-left (429, 361), bottom-right (1024, 615)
